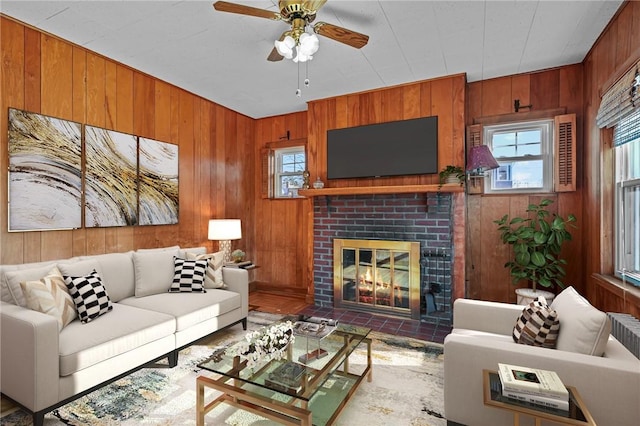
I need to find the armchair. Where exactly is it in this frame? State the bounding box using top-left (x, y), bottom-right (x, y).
top-left (444, 298), bottom-right (640, 426)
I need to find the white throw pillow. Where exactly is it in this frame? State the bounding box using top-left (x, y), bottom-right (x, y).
top-left (5, 264), bottom-right (57, 307)
top-left (186, 251), bottom-right (226, 289)
top-left (133, 249), bottom-right (180, 297)
top-left (550, 286), bottom-right (611, 356)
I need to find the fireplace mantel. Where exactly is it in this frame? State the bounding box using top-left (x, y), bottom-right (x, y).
top-left (299, 183), bottom-right (464, 197)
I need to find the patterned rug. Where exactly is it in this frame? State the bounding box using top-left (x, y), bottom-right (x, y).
top-left (0, 312), bottom-right (445, 426)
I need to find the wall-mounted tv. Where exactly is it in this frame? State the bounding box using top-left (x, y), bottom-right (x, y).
top-left (326, 116), bottom-right (438, 180)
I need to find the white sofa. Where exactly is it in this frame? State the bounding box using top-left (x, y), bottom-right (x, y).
top-left (0, 246), bottom-right (248, 426)
top-left (444, 293), bottom-right (640, 426)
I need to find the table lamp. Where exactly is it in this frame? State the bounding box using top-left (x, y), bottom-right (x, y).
top-left (208, 219), bottom-right (242, 262)
top-left (466, 145), bottom-right (499, 177)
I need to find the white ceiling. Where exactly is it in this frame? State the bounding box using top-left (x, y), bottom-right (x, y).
top-left (0, 0), bottom-right (623, 119)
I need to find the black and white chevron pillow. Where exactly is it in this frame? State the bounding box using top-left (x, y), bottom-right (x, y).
top-left (169, 257), bottom-right (207, 293)
top-left (63, 269), bottom-right (113, 323)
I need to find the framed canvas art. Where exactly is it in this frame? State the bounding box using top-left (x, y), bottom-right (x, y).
top-left (138, 137), bottom-right (179, 225)
top-left (84, 126), bottom-right (138, 227)
top-left (8, 108), bottom-right (82, 231)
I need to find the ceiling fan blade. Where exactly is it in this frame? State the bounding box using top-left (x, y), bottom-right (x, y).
top-left (302, 0), bottom-right (328, 14)
top-left (314, 22), bottom-right (369, 49)
top-left (267, 47), bottom-right (285, 62)
top-left (213, 1), bottom-right (280, 20)
top-left (267, 32), bottom-right (288, 62)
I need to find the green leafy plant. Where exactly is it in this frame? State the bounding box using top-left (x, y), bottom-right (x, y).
top-left (494, 199), bottom-right (577, 291)
top-left (438, 165), bottom-right (465, 188)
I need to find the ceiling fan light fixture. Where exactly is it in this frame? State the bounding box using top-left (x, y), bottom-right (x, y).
top-left (275, 35), bottom-right (296, 58)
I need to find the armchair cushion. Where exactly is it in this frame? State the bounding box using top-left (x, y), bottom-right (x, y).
top-left (550, 286), bottom-right (611, 356)
top-left (512, 296), bottom-right (559, 349)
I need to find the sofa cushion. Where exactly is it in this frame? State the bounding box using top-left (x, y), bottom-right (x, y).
top-left (119, 290), bottom-right (240, 332)
top-left (64, 270), bottom-right (113, 323)
top-left (79, 252), bottom-right (135, 302)
top-left (513, 296), bottom-right (559, 349)
top-left (169, 257), bottom-right (207, 293)
top-left (133, 248), bottom-right (180, 297)
top-left (186, 251), bottom-right (226, 289)
top-left (550, 286), bottom-right (611, 356)
top-left (19, 266), bottom-right (77, 331)
top-left (58, 303), bottom-right (176, 376)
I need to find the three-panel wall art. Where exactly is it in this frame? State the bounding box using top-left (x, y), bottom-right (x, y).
top-left (8, 108), bottom-right (179, 231)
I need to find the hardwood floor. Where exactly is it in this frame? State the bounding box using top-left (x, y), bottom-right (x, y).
top-left (248, 290), bottom-right (311, 314)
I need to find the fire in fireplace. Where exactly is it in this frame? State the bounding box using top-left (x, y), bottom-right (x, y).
top-left (333, 239), bottom-right (421, 319)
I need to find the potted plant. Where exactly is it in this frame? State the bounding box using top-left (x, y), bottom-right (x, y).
top-left (494, 198), bottom-right (577, 305)
top-left (438, 165), bottom-right (465, 188)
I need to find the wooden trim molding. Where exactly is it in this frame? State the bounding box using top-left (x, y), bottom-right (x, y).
top-left (298, 183), bottom-right (464, 197)
top-left (473, 108), bottom-right (567, 125)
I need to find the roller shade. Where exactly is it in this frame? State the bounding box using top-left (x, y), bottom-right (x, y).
top-left (614, 108), bottom-right (640, 147)
top-left (596, 60), bottom-right (640, 129)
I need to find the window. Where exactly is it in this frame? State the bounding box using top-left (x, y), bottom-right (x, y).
top-left (273, 146), bottom-right (306, 198)
top-left (483, 120), bottom-right (554, 193)
top-left (614, 110), bottom-right (640, 287)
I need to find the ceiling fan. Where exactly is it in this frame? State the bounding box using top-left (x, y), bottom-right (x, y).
top-left (212, 1), bottom-right (369, 62)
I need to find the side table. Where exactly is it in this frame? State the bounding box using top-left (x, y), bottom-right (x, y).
top-left (482, 370), bottom-right (596, 426)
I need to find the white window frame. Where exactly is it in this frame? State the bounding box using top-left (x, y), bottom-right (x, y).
top-left (614, 133), bottom-right (640, 288)
top-left (273, 146), bottom-right (306, 198)
top-left (483, 119), bottom-right (554, 194)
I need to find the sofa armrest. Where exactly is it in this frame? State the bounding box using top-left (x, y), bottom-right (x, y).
top-left (444, 332), bottom-right (640, 426)
top-left (222, 268), bottom-right (248, 318)
top-left (0, 301), bottom-right (60, 412)
top-left (453, 298), bottom-right (524, 336)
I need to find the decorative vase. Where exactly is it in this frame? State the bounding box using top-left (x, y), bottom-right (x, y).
top-left (313, 177), bottom-right (324, 189)
top-left (515, 288), bottom-right (555, 306)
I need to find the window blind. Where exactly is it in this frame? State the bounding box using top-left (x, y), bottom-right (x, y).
top-left (596, 59), bottom-right (640, 129)
top-left (614, 108), bottom-right (640, 147)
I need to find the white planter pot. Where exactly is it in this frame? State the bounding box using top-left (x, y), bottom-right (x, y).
top-left (515, 288), bottom-right (555, 306)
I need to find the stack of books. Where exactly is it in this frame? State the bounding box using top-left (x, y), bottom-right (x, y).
top-left (224, 260), bottom-right (255, 269)
top-left (264, 361), bottom-right (306, 394)
top-left (497, 363), bottom-right (569, 411)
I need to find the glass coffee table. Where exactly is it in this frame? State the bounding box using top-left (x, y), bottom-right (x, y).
top-left (196, 322), bottom-right (372, 426)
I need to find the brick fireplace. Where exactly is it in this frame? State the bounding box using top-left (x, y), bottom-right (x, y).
top-left (311, 191), bottom-right (464, 326)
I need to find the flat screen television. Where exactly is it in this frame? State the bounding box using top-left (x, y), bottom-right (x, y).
top-left (326, 116), bottom-right (438, 180)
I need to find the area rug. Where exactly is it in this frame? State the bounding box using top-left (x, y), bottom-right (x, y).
top-left (0, 312), bottom-right (445, 426)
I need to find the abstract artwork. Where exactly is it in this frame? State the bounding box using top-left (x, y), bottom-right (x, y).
top-left (138, 137), bottom-right (179, 225)
top-left (84, 126), bottom-right (138, 227)
top-left (8, 108), bottom-right (82, 231)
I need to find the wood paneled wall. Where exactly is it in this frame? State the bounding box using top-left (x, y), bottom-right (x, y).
top-left (466, 65), bottom-right (585, 303)
top-left (253, 75), bottom-right (466, 298)
top-left (0, 16), bottom-right (255, 264)
top-left (582, 1), bottom-right (640, 316)
top-left (252, 111), bottom-right (308, 294)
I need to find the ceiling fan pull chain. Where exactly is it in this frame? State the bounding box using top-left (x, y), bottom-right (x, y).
top-left (305, 60), bottom-right (310, 87)
top-left (296, 59), bottom-right (302, 97)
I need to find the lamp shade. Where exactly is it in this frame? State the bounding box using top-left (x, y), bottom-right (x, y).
top-left (466, 145), bottom-right (499, 173)
top-left (208, 219), bottom-right (242, 241)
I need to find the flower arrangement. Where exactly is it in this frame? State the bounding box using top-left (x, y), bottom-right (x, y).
top-left (229, 321), bottom-right (295, 369)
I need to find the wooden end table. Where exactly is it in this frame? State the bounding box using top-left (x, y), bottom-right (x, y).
top-left (482, 370), bottom-right (596, 426)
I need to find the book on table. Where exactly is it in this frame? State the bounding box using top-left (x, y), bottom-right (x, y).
top-left (224, 260), bottom-right (254, 269)
top-left (264, 361), bottom-right (306, 393)
top-left (501, 388), bottom-right (569, 411)
top-left (498, 363), bottom-right (569, 402)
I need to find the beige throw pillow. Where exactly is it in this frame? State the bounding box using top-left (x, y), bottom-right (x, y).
top-left (186, 251), bottom-right (226, 289)
top-left (550, 286), bottom-right (611, 356)
top-left (20, 266), bottom-right (77, 331)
